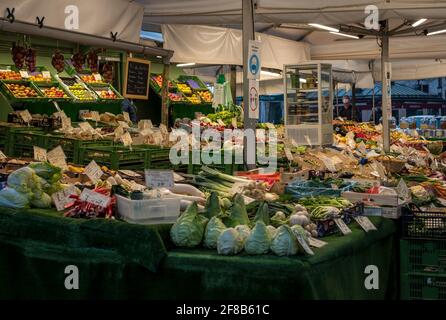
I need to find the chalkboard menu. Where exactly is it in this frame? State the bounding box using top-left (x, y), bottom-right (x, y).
top-left (123, 57), bottom-right (151, 99)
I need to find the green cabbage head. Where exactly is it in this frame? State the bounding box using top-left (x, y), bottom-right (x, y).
top-left (204, 216), bottom-right (226, 249)
top-left (171, 202), bottom-right (209, 247)
top-left (245, 221), bottom-right (271, 255)
top-left (271, 225), bottom-right (298, 256)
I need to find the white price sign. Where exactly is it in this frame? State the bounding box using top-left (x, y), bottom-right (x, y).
top-left (79, 121), bottom-right (94, 132)
top-left (248, 79), bottom-right (259, 119)
top-left (217, 119), bottom-right (225, 126)
top-left (62, 117), bottom-right (72, 130)
top-left (159, 124), bottom-right (168, 136)
top-left (120, 132), bottom-right (133, 147)
top-left (308, 237), bottom-right (328, 248)
top-left (91, 111), bottom-right (100, 122)
top-left (47, 146), bottom-right (67, 169)
top-left (296, 234), bottom-right (314, 255)
top-left (42, 71), bottom-right (51, 79)
top-left (354, 216), bottom-right (377, 232)
top-left (19, 110), bottom-right (32, 123)
top-left (114, 125), bottom-right (124, 138)
top-left (334, 218), bottom-right (352, 235)
top-left (52, 186), bottom-right (78, 211)
top-left (93, 73), bottom-right (102, 81)
top-left (118, 121), bottom-right (130, 129)
top-left (123, 112), bottom-right (131, 123)
top-left (0, 150), bottom-right (6, 160)
top-left (145, 169), bottom-right (174, 189)
top-left (84, 160), bottom-right (104, 184)
top-left (33, 146), bottom-right (47, 162)
top-left (138, 119), bottom-right (153, 130)
top-left (232, 117), bottom-right (238, 129)
top-left (19, 70), bottom-right (29, 78)
top-left (79, 188), bottom-right (111, 208)
top-left (284, 147), bottom-right (293, 161)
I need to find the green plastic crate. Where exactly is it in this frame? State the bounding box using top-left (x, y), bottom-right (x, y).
top-left (187, 150), bottom-right (242, 175)
top-left (78, 145), bottom-right (148, 170)
top-left (144, 146), bottom-right (173, 169)
top-left (11, 131), bottom-right (47, 158)
top-left (401, 272), bottom-right (446, 300)
top-left (401, 239), bottom-right (446, 274)
top-left (0, 124), bottom-right (42, 155)
top-left (45, 134), bottom-right (114, 164)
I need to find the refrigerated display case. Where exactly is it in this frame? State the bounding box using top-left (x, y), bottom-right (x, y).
top-left (284, 63), bottom-right (333, 146)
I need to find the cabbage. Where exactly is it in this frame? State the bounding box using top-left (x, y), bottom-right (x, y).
top-left (271, 225), bottom-right (298, 256)
top-left (266, 225), bottom-right (278, 239)
top-left (31, 192), bottom-right (52, 209)
top-left (290, 224), bottom-right (308, 242)
top-left (254, 202), bottom-right (270, 225)
top-left (0, 187), bottom-right (30, 209)
top-left (204, 216), bottom-right (226, 249)
top-left (245, 221), bottom-right (271, 255)
top-left (203, 192), bottom-right (221, 218)
top-left (223, 203), bottom-right (250, 227)
top-left (217, 228), bottom-right (243, 255)
top-left (235, 224), bottom-right (251, 244)
top-left (170, 202), bottom-right (209, 247)
top-left (271, 211), bottom-right (287, 228)
top-left (7, 167), bottom-right (40, 196)
top-left (28, 162), bottom-right (62, 184)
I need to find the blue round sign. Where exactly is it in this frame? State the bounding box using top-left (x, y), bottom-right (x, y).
top-left (249, 54), bottom-right (259, 76)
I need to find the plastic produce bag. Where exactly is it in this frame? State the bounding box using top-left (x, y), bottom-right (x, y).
top-left (171, 202), bottom-right (209, 247)
top-left (271, 225), bottom-right (298, 256)
top-left (7, 167), bottom-right (40, 196)
top-left (0, 187), bottom-right (30, 209)
top-left (245, 221), bottom-right (271, 255)
top-left (217, 228), bottom-right (244, 255)
top-left (204, 216), bottom-right (226, 249)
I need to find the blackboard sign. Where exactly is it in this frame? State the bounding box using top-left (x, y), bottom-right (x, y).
top-left (123, 57), bottom-right (151, 99)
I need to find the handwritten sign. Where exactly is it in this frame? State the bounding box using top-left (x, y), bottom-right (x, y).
top-left (123, 112), bottom-right (130, 123)
top-left (354, 216), bottom-right (377, 232)
top-left (52, 186), bottom-right (78, 211)
top-left (284, 147), bottom-right (293, 161)
top-left (84, 160), bottom-right (104, 184)
top-left (19, 70), bottom-right (29, 78)
top-left (79, 188), bottom-right (111, 208)
top-left (296, 234), bottom-right (314, 255)
top-left (118, 121), bottom-right (130, 129)
top-left (138, 119), bottom-right (153, 130)
top-left (145, 169), bottom-right (174, 189)
top-left (308, 237), bottom-right (328, 248)
top-left (123, 57), bottom-right (151, 99)
top-left (19, 110), bottom-right (32, 123)
top-left (0, 150), bottom-right (6, 160)
top-left (159, 124), bottom-right (168, 136)
top-left (93, 73), bottom-right (102, 81)
top-left (120, 132), bottom-right (133, 147)
top-left (42, 71), bottom-right (51, 79)
top-left (33, 146), bottom-right (47, 162)
top-left (79, 121), bottom-right (94, 132)
top-left (47, 146), bottom-right (67, 169)
top-left (334, 218), bottom-right (352, 235)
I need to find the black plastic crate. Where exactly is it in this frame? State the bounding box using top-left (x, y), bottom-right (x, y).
top-left (316, 203), bottom-right (365, 238)
top-left (401, 272), bottom-right (446, 300)
top-left (402, 204), bottom-right (446, 240)
top-left (401, 239), bottom-right (446, 273)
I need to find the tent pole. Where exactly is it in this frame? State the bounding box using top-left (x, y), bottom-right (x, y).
top-left (161, 59), bottom-right (170, 126)
top-left (242, 0), bottom-right (256, 169)
top-left (230, 65), bottom-right (237, 104)
top-left (381, 20), bottom-right (391, 152)
top-left (371, 60), bottom-right (376, 124)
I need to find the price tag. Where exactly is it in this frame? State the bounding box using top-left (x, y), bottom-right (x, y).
top-left (47, 147), bottom-right (67, 170)
top-left (0, 150), bottom-right (6, 160)
top-left (284, 147), bottom-right (293, 161)
top-left (290, 138), bottom-right (298, 147)
top-left (319, 155), bottom-right (337, 172)
top-left (93, 73), bottom-right (102, 81)
top-left (139, 128), bottom-right (154, 137)
top-left (304, 135), bottom-right (312, 147)
top-left (357, 141), bottom-right (367, 154)
top-left (138, 119), bottom-right (153, 130)
top-left (217, 119), bottom-right (225, 126)
top-left (123, 112), bottom-right (130, 123)
top-left (117, 121), bottom-right (130, 129)
top-left (296, 234), bottom-right (314, 255)
top-left (159, 124), bottom-right (168, 136)
top-left (232, 117), bottom-right (238, 128)
top-left (118, 170), bottom-right (141, 177)
top-left (33, 146), bottom-right (47, 162)
top-left (231, 182), bottom-right (248, 194)
top-left (354, 216), bottom-right (377, 232)
top-left (334, 218), bottom-right (352, 235)
top-left (79, 121), bottom-right (94, 132)
top-left (242, 195), bottom-right (256, 204)
top-left (19, 110), bottom-right (32, 123)
top-left (91, 111), bottom-right (100, 122)
top-left (52, 186), bottom-right (78, 211)
top-left (120, 132), bottom-right (133, 147)
top-left (308, 237), bottom-right (328, 248)
top-left (60, 116), bottom-right (71, 130)
top-left (19, 70), bottom-right (29, 78)
top-left (42, 71), bottom-right (51, 79)
top-left (114, 125), bottom-right (124, 138)
top-left (79, 188), bottom-right (111, 208)
top-left (265, 123), bottom-right (275, 129)
top-left (84, 160), bottom-right (104, 184)
top-left (145, 169), bottom-right (174, 189)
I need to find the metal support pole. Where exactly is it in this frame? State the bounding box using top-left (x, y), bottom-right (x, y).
top-left (161, 60), bottom-right (170, 126)
top-left (351, 83), bottom-right (357, 121)
top-left (242, 0), bottom-right (256, 169)
top-left (230, 65), bottom-right (237, 104)
top-left (381, 20), bottom-right (391, 152)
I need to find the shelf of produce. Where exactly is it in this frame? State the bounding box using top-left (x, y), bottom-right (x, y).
top-left (0, 124), bottom-right (44, 156)
top-left (178, 75), bottom-right (209, 90)
top-left (78, 145), bottom-right (149, 170)
top-left (0, 80), bottom-right (48, 103)
top-left (10, 130), bottom-right (47, 158)
top-left (33, 81), bottom-right (74, 102)
top-left (87, 84), bottom-right (124, 103)
top-left (171, 103), bottom-right (214, 121)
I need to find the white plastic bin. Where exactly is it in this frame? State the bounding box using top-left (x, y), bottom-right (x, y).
top-left (116, 195), bottom-right (181, 225)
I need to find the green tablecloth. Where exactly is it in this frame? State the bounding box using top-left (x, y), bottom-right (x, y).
top-left (0, 208), bottom-right (397, 299)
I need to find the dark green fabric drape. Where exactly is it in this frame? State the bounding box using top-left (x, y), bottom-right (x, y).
top-left (0, 208), bottom-right (397, 299)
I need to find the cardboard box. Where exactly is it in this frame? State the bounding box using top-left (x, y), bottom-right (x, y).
top-left (341, 191), bottom-right (402, 206)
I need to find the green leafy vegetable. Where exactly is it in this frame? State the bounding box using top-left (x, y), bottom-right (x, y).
top-left (217, 228), bottom-right (244, 255)
top-left (271, 225), bottom-right (298, 256)
top-left (253, 201), bottom-right (270, 225)
top-left (203, 191), bottom-right (222, 218)
top-left (245, 221), bottom-right (271, 255)
top-left (171, 202), bottom-right (209, 247)
top-left (204, 216), bottom-right (227, 249)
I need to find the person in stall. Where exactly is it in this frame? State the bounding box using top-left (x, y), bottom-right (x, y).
top-left (335, 95), bottom-right (361, 121)
top-left (121, 98), bottom-right (138, 123)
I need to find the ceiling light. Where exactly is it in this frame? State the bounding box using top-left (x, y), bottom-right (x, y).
top-left (176, 62), bottom-right (196, 67)
top-left (308, 23), bottom-right (339, 33)
top-left (261, 70), bottom-right (282, 77)
top-left (412, 18), bottom-right (427, 27)
top-left (156, 55), bottom-right (162, 58)
top-left (329, 31), bottom-right (359, 39)
top-left (427, 29), bottom-right (446, 36)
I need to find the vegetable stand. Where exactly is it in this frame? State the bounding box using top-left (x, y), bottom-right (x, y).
top-left (0, 207), bottom-right (397, 299)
